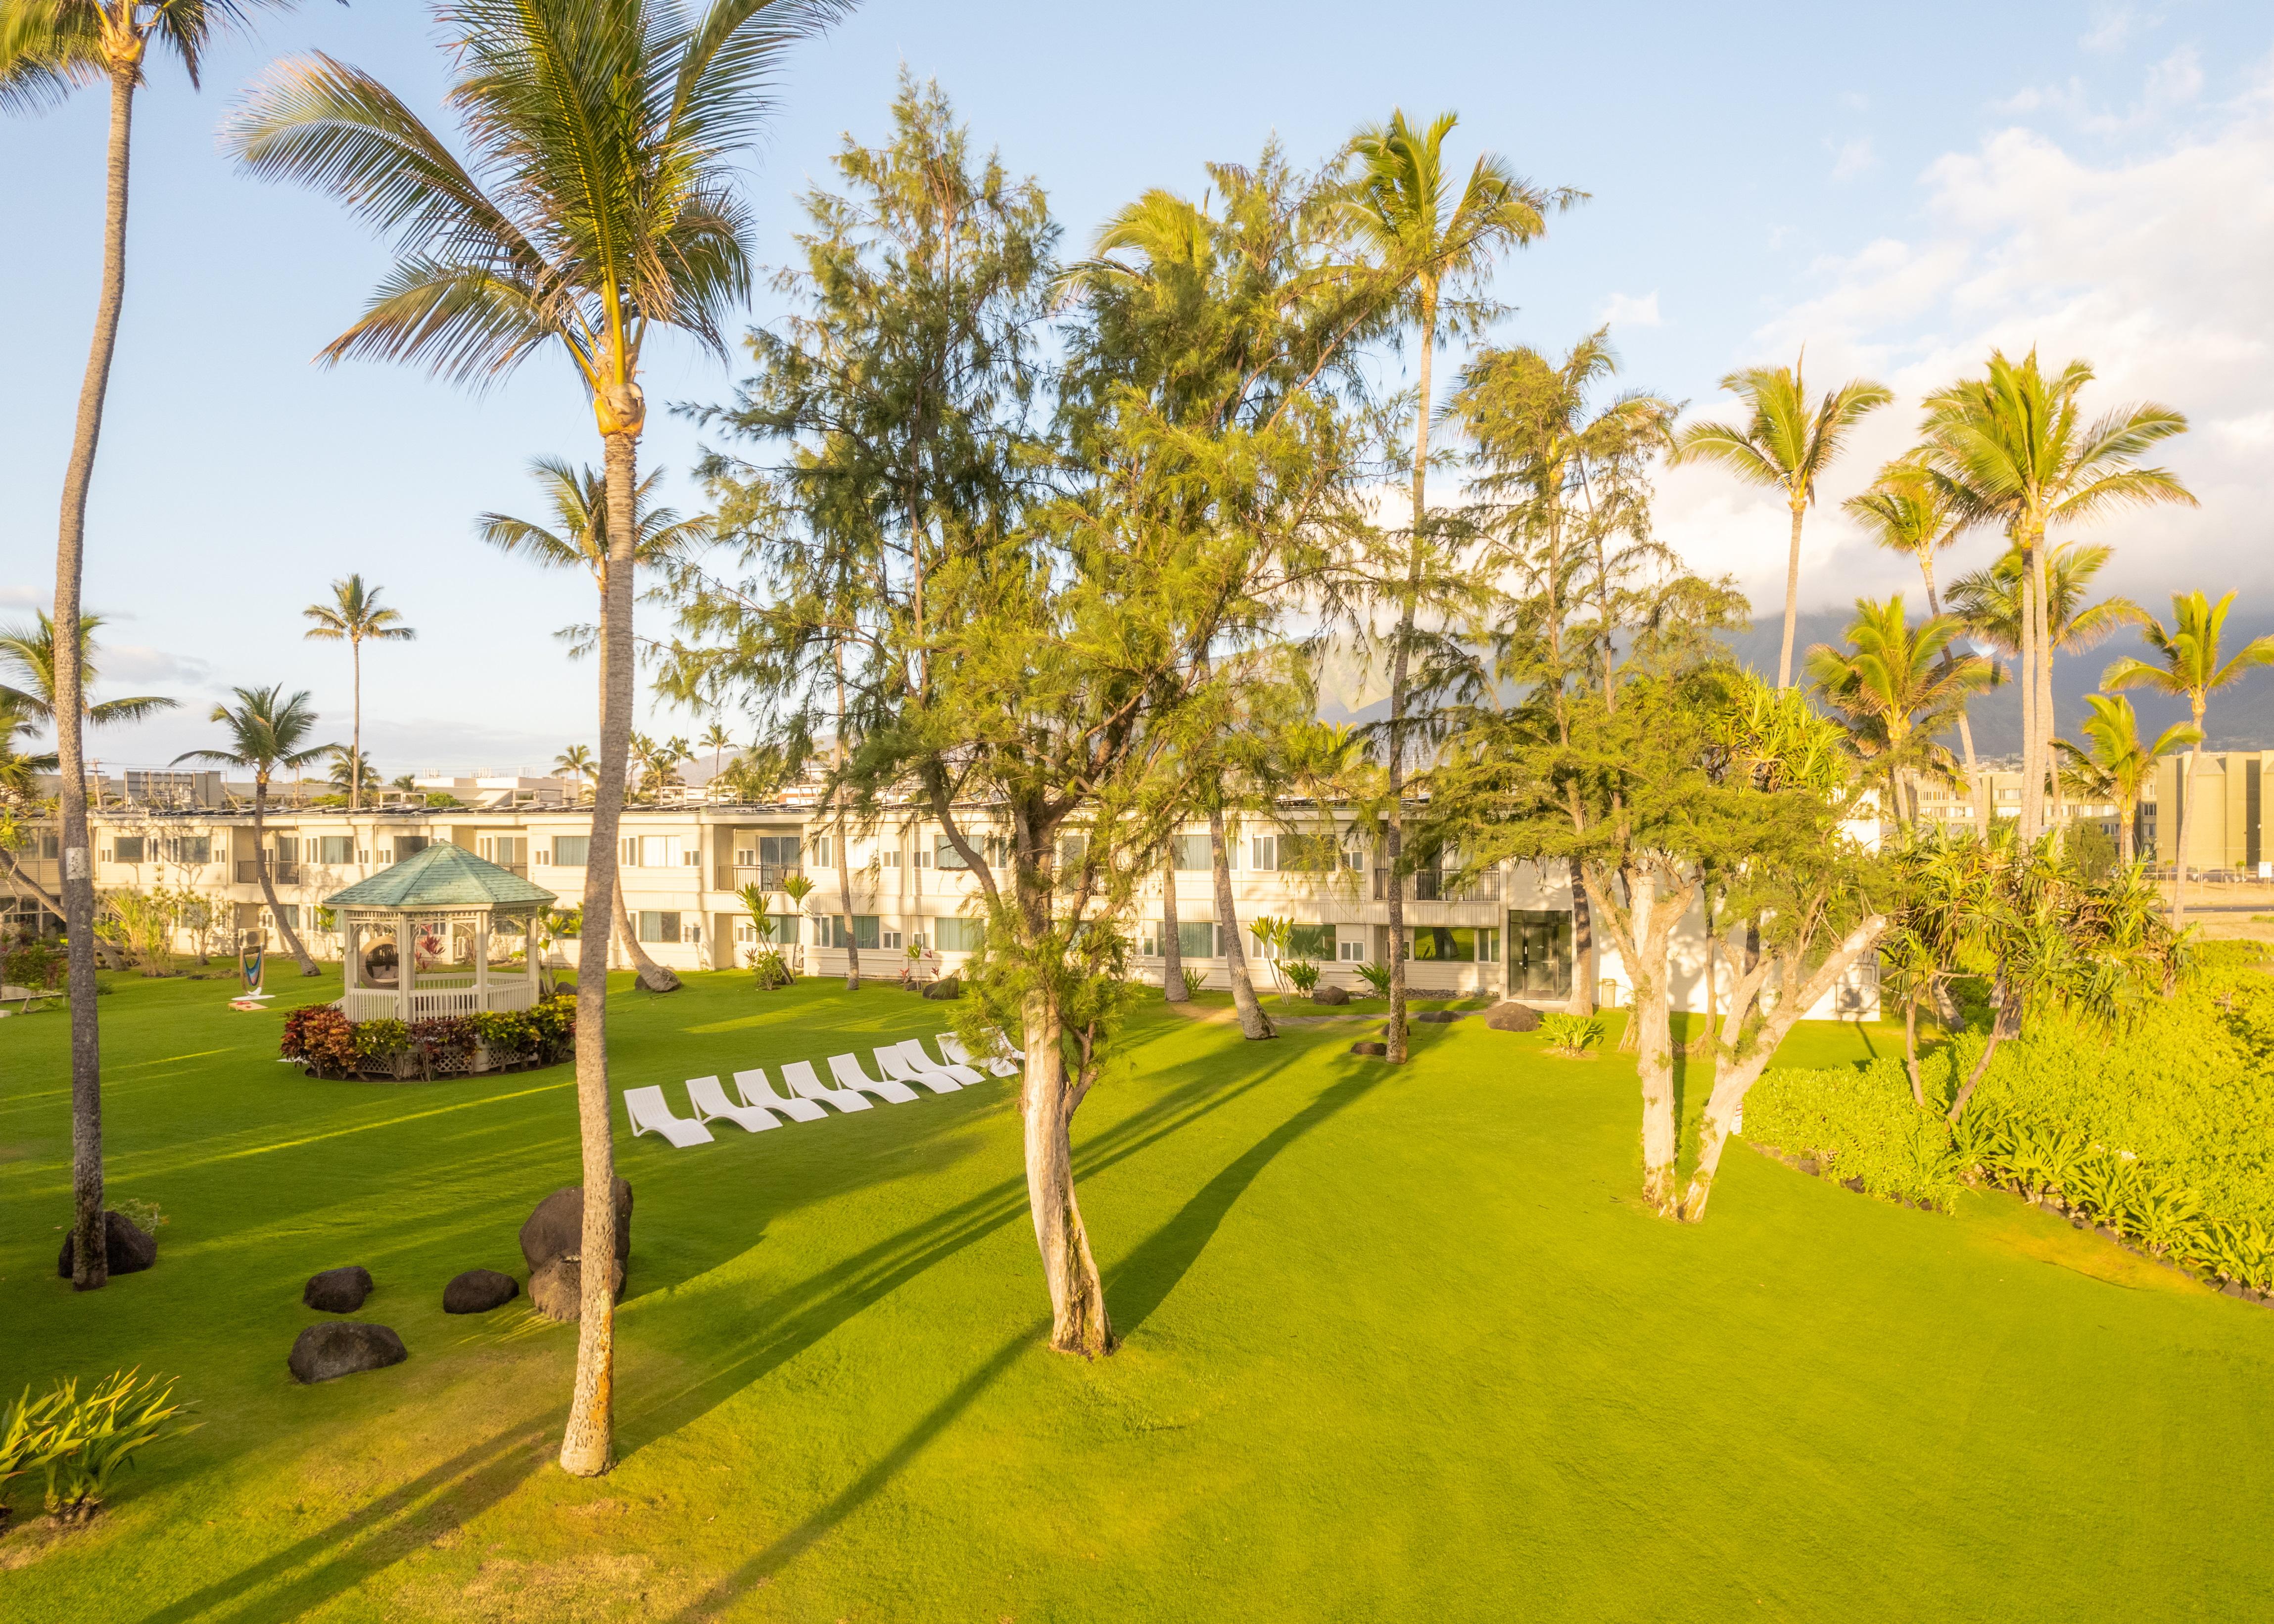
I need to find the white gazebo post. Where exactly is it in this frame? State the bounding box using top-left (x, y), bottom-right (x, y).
top-left (526, 911), bottom-right (543, 1001)
top-left (474, 912), bottom-right (490, 1008)
top-left (398, 908), bottom-right (414, 1021)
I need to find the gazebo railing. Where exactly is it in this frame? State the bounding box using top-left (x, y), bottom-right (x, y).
top-left (340, 980), bottom-right (540, 1023)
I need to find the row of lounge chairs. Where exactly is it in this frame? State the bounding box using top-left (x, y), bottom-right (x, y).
top-left (622, 1032), bottom-right (1023, 1148)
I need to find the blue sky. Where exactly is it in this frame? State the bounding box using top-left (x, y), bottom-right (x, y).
top-left (5, 0), bottom-right (2271, 774)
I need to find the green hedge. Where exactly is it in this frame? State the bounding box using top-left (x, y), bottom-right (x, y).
top-left (1744, 943), bottom-right (2274, 1289)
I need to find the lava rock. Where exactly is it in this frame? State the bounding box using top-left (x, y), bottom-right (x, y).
top-left (922, 976), bottom-right (962, 1001)
top-left (1311, 984), bottom-right (1350, 1006)
top-left (54, 1210), bottom-right (158, 1279)
top-left (519, 1178), bottom-right (633, 1274)
top-left (1484, 1002), bottom-right (1542, 1033)
top-left (302, 1265), bottom-right (375, 1313)
top-left (1350, 1040), bottom-right (1389, 1058)
top-left (287, 1321), bottom-right (407, 1384)
top-left (528, 1255), bottom-right (626, 1323)
top-left (1413, 1010), bottom-right (1461, 1024)
top-left (443, 1268), bottom-right (520, 1315)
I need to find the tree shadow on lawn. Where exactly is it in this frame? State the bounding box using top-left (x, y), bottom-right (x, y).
top-left (135, 1413), bottom-right (565, 1624)
top-left (617, 1038), bottom-right (1320, 1455)
top-left (1107, 1057), bottom-right (1391, 1339)
top-left (659, 1323), bottom-right (1042, 1624)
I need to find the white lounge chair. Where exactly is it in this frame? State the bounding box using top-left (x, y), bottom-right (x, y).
top-left (686, 1074), bottom-right (782, 1133)
top-left (733, 1068), bottom-right (828, 1122)
top-left (829, 1052), bottom-right (920, 1104)
top-left (876, 1044), bottom-right (961, 1095)
top-left (896, 1039), bottom-right (984, 1087)
top-left (998, 1029), bottom-right (1027, 1061)
top-left (623, 1085), bottom-right (715, 1147)
top-left (783, 1060), bottom-right (872, 1113)
top-left (941, 1033), bottom-right (1019, 1078)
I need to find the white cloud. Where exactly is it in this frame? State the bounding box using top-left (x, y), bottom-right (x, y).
top-left (0, 585), bottom-right (42, 608)
top-left (1999, 46), bottom-right (2204, 135)
top-left (1599, 290), bottom-right (1662, 328)
top-left (102, 645), bottom-right (215, 689)
top-left (2081, 3), bottom-right (2153, 55)
top-left (1659, 54), bottom-right (2274, 619)
top-left (1829, 137), bottom-right (1876, 181)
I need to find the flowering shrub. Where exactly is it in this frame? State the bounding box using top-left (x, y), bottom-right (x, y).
top-left (280, 1006), bottom-right (356, 1072)
top-left (353, 1018), bottom-right (409, 1060)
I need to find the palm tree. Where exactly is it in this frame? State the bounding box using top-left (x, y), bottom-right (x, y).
top-left (224, 0), bottom-right (845, 1476)
top-left (1338, 107), bottom-right (1577, 1065)
top-left (698, 720), bottom-right (734, 792)
top-left (0, 689), bottom-right (63, 923)
top-left (555, 744), bottom-right (595, 801)
top-left (7, 0), bottom-right (303, 1292)
top-left (2102, 591), bottom-right (2274, 923)
top-left (1844, 459), bottom-right (1984, 813)
top-left (301, 574), bottom-right (414, 811)
top-left (1672, 354), bottom-right (1892, 690)
top-left (1947, 540), bottom-right (2147, 829)
top-left (1805, 597), bottom-right (1992, 826)
top-left (172, 685), bottom-right (335, 975)
top-left (325, 746), bottom-right (376, 795)
top-left (0, 610), bottom-right (177, 735)
top-left (1916, 349), bottom-right (2194, 841)
top-left (476, 456), bottom-right (712, 584)
top-left (2057, 695), bottom-right (2198, 867)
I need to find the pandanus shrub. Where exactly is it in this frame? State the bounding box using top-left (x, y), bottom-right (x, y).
top-left (1, 1370), bottom-right (192, 1525)
top-left (1539, 1013), bottom-right (1605, 1057)
top-left (1283, 959), bottom-right (1321, 996)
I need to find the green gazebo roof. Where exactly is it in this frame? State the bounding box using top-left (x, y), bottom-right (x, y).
top-left (325, 842), bottom-right (558, 911)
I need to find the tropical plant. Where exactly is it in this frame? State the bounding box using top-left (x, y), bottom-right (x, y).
top-left (171, 685), bottom-right (335, 975)
top-left (2056, 694), bottom-right (2199, 867)
top-left (6, 0), bottom-right (306, 1296)
top-left (1338, 108), bottom-right (1578, 1066)
top-left (17, 1368), bottom-right (191, 1522)
top-left (300, 574), bottom-right (414, 811)
top-left (1843, 459), bottom-right (1985, 801)
top-left (1914, 349), bottom-right (2195, 842)
top-left (0, 1381), bottom-right (74, 1529)
top-left (746, 944), bottom-right (793, 990)
top-left (223, 0), bottom-right (843, 1472)
top-left (1539, 1011), bottom-right (1603, 1057)
top-left (1804, 596), bottom-right (1992, 825)
top-left (477, 455), bottom-right (714, 650)
top-left (2103, 590), bottom-right (2274, 924)
top-left (1282, 958), bottom-right (1321, 996)
top-left (1353, 959), bottom-right (1394, 997)
top-left (1672, 355), bottom-right (1892, 688)
top-left (96, 887), bottom-right (176, 975)
top-left (1180, 965), bottom-right (1208, 1001)
top-left (0, 611), bottom-right (177, 737)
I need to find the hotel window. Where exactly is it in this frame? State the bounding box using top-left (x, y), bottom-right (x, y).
top-left (935, 916), bottom-right (984, 952)
top-left (319, 835), bottom-right (354, 864)
top-left (1171, 833), bottom-right (1211, 871)
top-left (165, 835), bottom-right (212, 865)
top-left (1177, 921), bottom-right (1218, 960)
top-left (552, 835), bottom-right (589, 867)
top-left (934, 835), bottom-right (967, 870)
top-left (882, 928), bottom-right (903, 950)
top-left (112, 836), bottom-right (145, 864)
top-left (636, 910), bottom-right (682, 943)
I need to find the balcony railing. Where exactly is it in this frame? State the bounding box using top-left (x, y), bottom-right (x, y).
top-left (724, 863), bottom-right (805, 892)
top-left (1374, 868), bottom-right (1501, 903)
top-left (237, 859), bottom-right (301, 885)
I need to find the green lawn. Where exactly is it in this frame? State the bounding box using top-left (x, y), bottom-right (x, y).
top-left (2, 971), bottom-right (2270, 1621)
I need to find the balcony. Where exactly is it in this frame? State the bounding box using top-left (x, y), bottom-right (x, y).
top-left (237, 859), bottom-right (302, 885)
top-left (722, 863), bottom-right (805, 893)
top-left (1373, 868), bottom-right (1501, 903)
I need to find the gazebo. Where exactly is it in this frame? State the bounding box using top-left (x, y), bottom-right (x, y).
top-left (327, 843), bottom-right (558, 1023)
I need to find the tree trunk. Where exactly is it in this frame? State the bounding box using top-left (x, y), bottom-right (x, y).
top-left (1021, 989), bottom-right (1113, 1355)
top-left (833, 654), bottom-right (859, 990)
top-left (1383, 287), bottom-right (1437, 1066)
top-left (1160, 853), bottom-right (1184, 1000)
top-left (1903, 992), bottom-right (1924, 1108)
top-left (2034, 537), bottom-right (2058, 843)
top-left (2118, 791), bottom-right (2135, 867)
top-left (1211, 805), bottom-right (1272, 1040)
top-left (349, 638), bottom-right (363, 812)
top-left (1777, 497), bottom-right (1805, 689)
top-left (1585, 862), bottom-right (1691, 1212)
top-left (250, 780), bottom-right (319, 974)
top-left (52, 67), bottom-right (138, 1293)
top-left (1679, 917), bottom-right (1888, 1219)
top-left (2175, 733), bottom-right (2201, 928)
top-left (1945, 979), bottom-right (2014, 1123)
top-left (560, 426), bottom-right (640, 1480)
top-left (611, 874), bottom-right (679, 992)
top-left (0, 847), bottom-right (65, 922)
top-left (2028, 553), bottom-right (2046, 837)
top-left (1566, 859), bottom-right (1593, 1016)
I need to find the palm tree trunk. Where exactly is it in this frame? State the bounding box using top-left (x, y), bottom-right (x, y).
top-left (2036, 540), bottom-right (2060, 844)
top-left (1920, 550), bottom-right (1985, 831)
top-left (560, 426), bottom-right (639, 1480)
top-left (2118, 789), bottom-right (2135, 867)
top-left (1211, 804), bottom-right (1273, 1040)
top-left (611, 875), bottom-right (678, 991)
top-left (349, 637), bottom-right (363, 813)
top-left (2176, 725), bottom-right (2203, 928)
top-left (833, 653), bottom-right (859, 991)
top-left (1385, 295), bottom-right (1436, 1066)
top-left (1160, 853), bottom-right (1184, 1001)
top-left (1777, 497), bottom-right (1805, 689)
top-left (0, 847), bottom-right (66, 922)
top-left (2017, 556), bottom-right (2040, 840)
top-left (248, 779), bottom-right (318, 974)
top-left (52, 66), bottom-right (138, 1292)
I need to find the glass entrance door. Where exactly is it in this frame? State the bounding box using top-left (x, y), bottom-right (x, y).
top-left (1508, 909), bottom-right (1573, 998)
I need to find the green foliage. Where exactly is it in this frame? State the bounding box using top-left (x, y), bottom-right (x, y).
top-left (352, 1018), bottom-right (409, 1060)
top-left (1353, 960), bottom-right (1394, 996)
top-left (3, 938), bottom-right (63, 990)
top-left (278, 1005), bottom-right (356, 1071)
top-left (1538, 1012), bottom-right (1605, 1058)
top-left (747, 946), bottom-right (794, 991)
top-left (1181, 966), bottom-right (1207, 1002)
top-left (1, 1370), bottom-right (191, 1524)
top-left (1282, 958), bottom-right (1320, 995)
top-left (1743, 1059), bottom-right (1971, 1210)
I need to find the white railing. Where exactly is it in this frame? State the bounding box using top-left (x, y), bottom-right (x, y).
top-left (340, 980), bottom-right (540, 1022)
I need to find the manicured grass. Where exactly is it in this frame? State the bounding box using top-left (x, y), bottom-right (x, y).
top-left (3, 972), bottom-right (2271, 1620)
